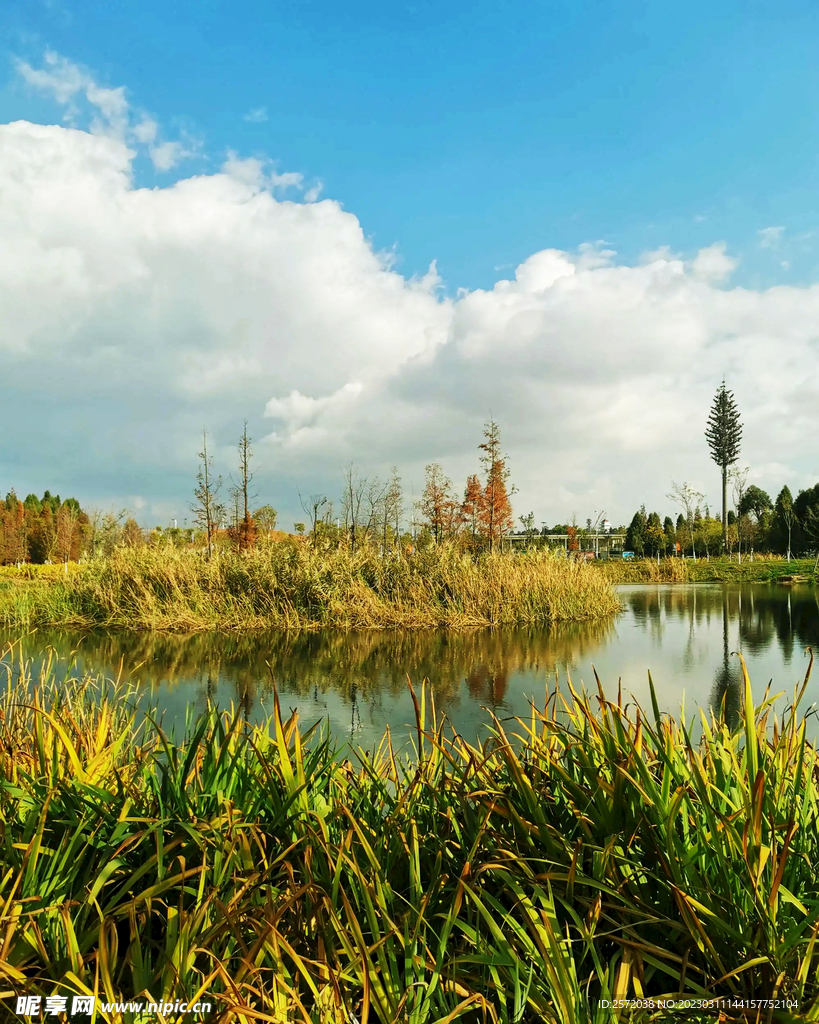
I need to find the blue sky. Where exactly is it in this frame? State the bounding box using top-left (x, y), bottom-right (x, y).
top-left (1, 0), bottom-right (818, 528)
top-left (4, 0), bottom-right (819, 292)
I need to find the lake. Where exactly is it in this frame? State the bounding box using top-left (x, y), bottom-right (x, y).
top-left (2, 583), bottom-right (817, 750)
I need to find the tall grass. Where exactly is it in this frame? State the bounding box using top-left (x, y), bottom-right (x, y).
top-left (599, 556), bottom-right (819, 584)
top-left (1, 646), bottom-right (817, 1022)
top-left (0, 544), bottom-right (620, 632)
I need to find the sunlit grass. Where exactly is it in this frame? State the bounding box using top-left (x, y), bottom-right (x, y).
top-left (599, 556), bottom-right (818, 584)
top-left (1, 644), bottom-right (817, 1021)
top-left (0, 543), bottom-right (620, 632)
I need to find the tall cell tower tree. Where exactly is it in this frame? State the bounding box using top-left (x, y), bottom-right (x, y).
top-left (705, 381), bottom-right (743, 554)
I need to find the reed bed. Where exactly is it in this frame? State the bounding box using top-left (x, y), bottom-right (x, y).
top-left (598, 557), bottom-right (819, 585)
top-left (1, 648), bottom-right (818, 1022)
top-left (0, 544), bottom-right (620, 632)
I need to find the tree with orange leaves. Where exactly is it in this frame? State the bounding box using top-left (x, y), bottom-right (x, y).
top-left (477, 418), bottom-right (514, 552)
top-left (420, 463), bottom-right (458, 543)
top-left (460, 474), bottom-right (483, 543)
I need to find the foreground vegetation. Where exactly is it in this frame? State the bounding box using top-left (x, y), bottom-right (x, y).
top-left (598, 556), bottom-right (819, 585)
top-left (1, 650), bottom-right (817, 1023)
top-left (0, 544), bottom-right (620, 632)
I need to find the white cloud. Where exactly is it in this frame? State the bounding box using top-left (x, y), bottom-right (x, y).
top-left (640, 245), bottom-right (679, 264)
top-left (15, 50), bottom-right (199, 171)
top-left (0, 102), bottom-right (817, 525)
top-left (689, 241), bottom-right (736, 282)
top-left (149, 137), bottom-right (199, 172)
top-left (758, 225), bottom-right (785, 249)
top-left (221, 151), bottom-right (304, 192)
top-left (243, 106), bottom-right (268, 123)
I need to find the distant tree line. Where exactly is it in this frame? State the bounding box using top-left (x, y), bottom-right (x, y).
top-left (0, 490), bottom-right (89, 565)
top-left (623, 482), bottom-right (819, 559)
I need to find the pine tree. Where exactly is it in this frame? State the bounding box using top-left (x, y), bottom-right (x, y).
top-left (705, 381), bottom-right (742, 553)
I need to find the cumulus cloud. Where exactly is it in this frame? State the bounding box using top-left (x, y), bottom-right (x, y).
top-left (0, 81), bottom-right (817, 525)
top-left (689, 241), bottom-right (736, 282)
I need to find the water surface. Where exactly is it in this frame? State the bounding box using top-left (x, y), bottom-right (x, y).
top-left (2, 583), bottom-right (817, 750)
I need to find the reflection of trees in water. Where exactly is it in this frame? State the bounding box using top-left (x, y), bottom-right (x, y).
top-left (627, 585), bottom-right (819, 665)
top-left (3, 616), bottom-right (617, 716)
top-left (709, 604), bottom-right (741, 731)
top-left (625, 584), bottom-right (818, 726)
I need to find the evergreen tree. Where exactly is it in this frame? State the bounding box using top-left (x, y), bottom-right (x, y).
top-left (663, 516), bottom-right (676, 554)
top-left (774, 486), bottom-right (795, 561)
top-left (705, 381), bottom-right (742, 553)
top-left (645, 511), bottom-right (664, 556)
top-left (794, 483), bottom-right (819, 554)
top-left (625, 507), bottom-right (647, 556)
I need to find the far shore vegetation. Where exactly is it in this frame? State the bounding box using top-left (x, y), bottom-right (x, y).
top-left (2, 652), bottom-right (817, 1020)
top-left (0, 543), bottom-right (620, 632)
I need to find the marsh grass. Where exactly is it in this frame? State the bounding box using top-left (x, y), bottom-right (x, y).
top-left (0, 544), bottom-right (620, 633)
top-left (1, 645), bottom-right (818, 1022)
top-left (599, 556), bottom-right (819, 585)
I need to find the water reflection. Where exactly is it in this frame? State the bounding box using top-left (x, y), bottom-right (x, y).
top-left (710, 603), bottom-right (741, 731)
top-left (1, 614), bottom-right (615, 712)
top-left (1, 583), bottom-right (816, 748)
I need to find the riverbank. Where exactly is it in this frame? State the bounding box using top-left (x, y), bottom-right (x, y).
top-left (0, 544), bottom-right (620, 632)
top-left (598, 555), bottom-right (818, 584)
top-left (1, 654), bottom-right (815, 1022)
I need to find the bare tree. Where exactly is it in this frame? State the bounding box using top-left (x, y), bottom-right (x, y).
top-left (340, 463), bottom-right (368, 551)
top-left (228, 484), bottom-right (242, 534)
top-left (363, 477), bottom-right (387, 549)
top-left (300, 490), bottom-right (329, 538)
top-left (667, 481), bottom-right (704, 558)
top-left (191, 429), bottom-right (225, 559)
top-left (384, 467), bottom-right (404, 551)
top-left (234, 422), bottom-right (256, 551)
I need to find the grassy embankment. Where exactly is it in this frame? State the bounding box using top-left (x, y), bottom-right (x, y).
top-left (0, 544), bottom-right (620, 632)
top-left (1, 652), bottom-right (817, 1022)
top-left (598, 555), bottom-right (819, 584)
